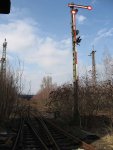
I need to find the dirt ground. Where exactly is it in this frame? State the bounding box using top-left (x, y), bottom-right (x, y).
top-left (88, 128), bottom-right (113, 150)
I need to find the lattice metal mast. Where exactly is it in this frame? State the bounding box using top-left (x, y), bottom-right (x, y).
top-left (1, 38), bottom-right (7, 75)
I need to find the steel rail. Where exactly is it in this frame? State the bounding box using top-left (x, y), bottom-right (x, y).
top-left (33, 110), bottom-right (96, 150)
top-left (27, 120), bottom-right (49, 150)
top-left (12, 112), bottom-right (49, 150)
top-left (44, 118), bottom-right (96, 150)
top-left (30, 112), bottom-right (60, 150)
top-left (11, 114), bottom-right (24, 150)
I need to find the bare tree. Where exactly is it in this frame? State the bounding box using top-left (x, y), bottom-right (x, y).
top-left (32, 76), bottom-right (57, 111)
top-left (0, 70), bottom-right (18, 122)
top-left (103, 50), bottom-right (113, 81)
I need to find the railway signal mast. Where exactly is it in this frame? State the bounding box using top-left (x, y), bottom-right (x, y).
top-left (68, 2), bottom-right (92, 124)
top-left (0, 39), bottom-right (7, 77)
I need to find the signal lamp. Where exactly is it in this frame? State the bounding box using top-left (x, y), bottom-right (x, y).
top-left (87, 6), bottom-right (92, 10)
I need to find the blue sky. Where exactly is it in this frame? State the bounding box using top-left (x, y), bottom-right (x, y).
top-left (0, 0), bottom-right (113, 93)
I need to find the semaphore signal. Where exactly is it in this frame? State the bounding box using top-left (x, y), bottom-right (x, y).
top-left (68, 3), bottom-right (92, 10)
top-left (68, 2), bottom-right (92, 125)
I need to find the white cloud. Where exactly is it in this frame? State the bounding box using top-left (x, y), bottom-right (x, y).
top-left (0, 20), bottom-right (40, 53)
top-left (77, 14), bottom-right (86, 24)
top-left (25, 37), bottom-right (71, 67)
top-left (91, 0), bottom-right (97, 5)
top-left (0, 18), bottom-right (73, 93)
top-left (0, 7), bottom-right (91, 93)
top-left (92, 28), bottom-right (113, 45)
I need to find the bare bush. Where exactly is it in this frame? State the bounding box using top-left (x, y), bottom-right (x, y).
top-left (47, 84), bottom-right (73, 119)
top-left (46, 74), bottom-right (113, 126)
top-left (32, 76), bottom-right (57, 111)
top-left (31, 51), bottom-right (113, 129)
top-left (0, 70), bottom-right (19, 122)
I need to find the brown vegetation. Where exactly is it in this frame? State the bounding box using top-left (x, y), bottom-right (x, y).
top-left (32, 76), bottom-right (57, 111)
top-left (29, 52), bottom-right (113, 149)
top-left (0, 70), bottom-right (19, 123)
top-left (31, 52), bottom-right (113, 130)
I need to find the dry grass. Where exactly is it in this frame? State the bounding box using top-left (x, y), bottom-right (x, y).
top-left (103, 134), bottom-right (113, 145)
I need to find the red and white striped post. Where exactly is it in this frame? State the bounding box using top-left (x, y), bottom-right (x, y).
top-left (71, 8), bottom-right (78, 83)
top-left (68, 3), bottom-right (92, 124)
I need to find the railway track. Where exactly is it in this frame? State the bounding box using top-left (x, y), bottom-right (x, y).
top-left (12, 118), bottom-right (49, 150)
top-left (11, 109), bottom-right (96, 150)
top-left (29, 118), bottom-right (60, 149)
top-left (32, 112), bottom-right (96, 150)
top-left (43, 118), bottom-right (95, 150)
